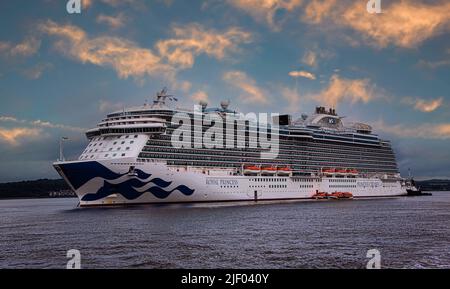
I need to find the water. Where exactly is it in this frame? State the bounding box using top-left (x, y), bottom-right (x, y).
top-left (1, 193), bottom-right (450, 269)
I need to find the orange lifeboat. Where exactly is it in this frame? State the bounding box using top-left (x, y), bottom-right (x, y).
top-left (335, 168), bottom-right (347, 175)
top-left (277, 166), bottom-right (292, 176)
top-left (329, 192), bottom-right (353, 199)
top-left (243, 165), bottom-right (260, 175)
top-left (312, 192), bottom-right (329, 199)
top-left (261, 165), bottom-right (277, 175)
top-left (322, 168), bottom-right (335, 175)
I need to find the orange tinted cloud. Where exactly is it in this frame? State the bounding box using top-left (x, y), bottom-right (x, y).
top-left (375, 120), bottom-right (450, 139)
top-left (96, 13), bottom-right (127, 29)
top-left (156, 24), bottom-right (252, 69)
top-left (341, 0), bottom-right (450, 48)
top-left (289, 70), bottom-right (316, 80)
top-left (223, 70), bottom-right (269, 104)
top-left (0, 37), bottom-right (40, 57)
top-left (39, 20), bottom-right (175, 80)
top-left (40, 21), bottom-right (251, 88)
top-left (0, 127), bottom-right (42, 146)
top-left (227, 0), bottom-right (303, 30)
top-left (403, 97), bottom-right (443, 112)
top-left (301, 0), bottom-right (450, 48)
top-left (191, 90), bottom-right (209, 103)
top-left (302, 0), bottom-right (336, 24)
top-left (310, 74), bottom-right (374, 107)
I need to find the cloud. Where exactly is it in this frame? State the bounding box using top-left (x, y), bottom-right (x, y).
top-left (98, 100), bottom-right (124, 112)
top-left (402, 97), bottom-right (443, 113)
top-left (309, 74), bottom-right (374, 107)
top-left (82, 0), bottom-right (141, 9)
top-left (96, 13), bottom-right (127, 29)
top-left (191, 90), bottom-right (209, 103)
top-left (280, 87), bottom-right (301, 112)
top-left (0, 37), bottom-right (40, 58)
top-left (301, 50), bottom-right (317, 67)
top-left (340, 0), bottom-right (450, 48)
top-left (81, 0), bottom-right (93, 8)
top-left (227, 0), bottom-right (303, 30)
top-left (100, 0), bottom-right (138, 6)
top-left (302, 0), bottom-right (336, 24)
top-left (39, 20), bottom-right (177, 81)
top-left (223, 70), bottom-right (269, 104)
top-left (22, 62), bottom-right (53, 79)
top-left (40, 21), bottom-right (251, 91)
top-left (0, 115), bottom-right (85, 132)
top-left (156, 23), bottom-right (252, 69)
top-left (418, 59), bottom-right (450, 69)
top-left (0, 127), bottom-right (42, 146)
top-left (375, 120), bottom-right (450, 140)
top-left (298, 0), bottom-right (450, 49)
top-left (289, 70), bottom-right (316, 80)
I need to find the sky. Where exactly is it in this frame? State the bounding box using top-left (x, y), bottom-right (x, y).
top-left (0, 0), bottom-right (449, 182)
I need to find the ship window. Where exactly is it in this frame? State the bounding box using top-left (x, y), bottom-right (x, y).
top-left (113, 153), bottom-right (117, 157)
top-left (125, 135), bottom-right (129, 139)
top-left (121, 141), bottom-right (125, 144)
top-left (122, 153), bottom-right (126, 156)
top-left (126, 147), bottom-right (130, 150)
top-left (130, 141), bottom-right (134, 144)
top-left (109, 148), bottom-right (113, 151)
top-left (117, 147), bottom-right (121, 150)
top-left (113, 142), bottom-right (117, 145)
top-left (134, 135), bottom-right (138, 138)
top-left (104, 154), bottom-right (108, 157)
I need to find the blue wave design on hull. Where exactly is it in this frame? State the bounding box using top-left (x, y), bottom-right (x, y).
top-left (57, 161), bottom-right (195, 201)
top-left (81, 180), bottom-right (195, 201)
top-left (59, 161), bottom-right (151, 190)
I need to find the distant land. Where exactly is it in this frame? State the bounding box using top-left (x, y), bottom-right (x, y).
top-left (0, 179), bottom-right (74, 199)
top-left (0, 178), bottom-right (449, 200)
top-left (416, 179), bottom-right (450, 192)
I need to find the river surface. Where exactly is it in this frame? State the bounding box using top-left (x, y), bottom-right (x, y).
top-left (1, 192), bottom-right (449, 268)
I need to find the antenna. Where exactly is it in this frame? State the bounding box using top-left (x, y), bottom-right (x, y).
top-left (153, 87), bottom-right (178, 106)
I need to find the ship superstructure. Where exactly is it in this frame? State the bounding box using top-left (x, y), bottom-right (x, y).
top-left (54, 89), bottom-right (407, 206)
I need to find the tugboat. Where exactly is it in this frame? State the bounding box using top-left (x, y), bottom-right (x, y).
top-left (405, 169), bottom-right (432, 196)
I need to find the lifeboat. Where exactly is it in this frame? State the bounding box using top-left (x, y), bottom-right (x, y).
top-left (277, 166), bottom-right (292, 176)
top-left (335, 168), bottom-right (347, 175)
top-left (261, 165), bottom-right (277, 175)
top-left (312, 192), bottom-right (329, 200)
top-left (322, 168), bottom-right (335, 175)
top-left (329, 192), bottom-right (353, 199)
top-left (350, 169), bottom-right (358, 176)
top-left (243, 165), bottom-right (260, 175)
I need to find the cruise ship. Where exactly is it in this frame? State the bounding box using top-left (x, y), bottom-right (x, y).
top-left (54, 89), bottom-right (410, 207)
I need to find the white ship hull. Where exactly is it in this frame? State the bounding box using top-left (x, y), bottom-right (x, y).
top-left (54, 158), bottom-right (407, 207)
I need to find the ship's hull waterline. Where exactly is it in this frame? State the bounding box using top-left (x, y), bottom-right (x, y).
top-left (54, 159), bottom-right (407, 207)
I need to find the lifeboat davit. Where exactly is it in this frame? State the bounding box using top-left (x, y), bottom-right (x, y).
top-left (261, 165), bottom-right (277, 175)
top-left (243, 165), bottom-right (260, 175)
top-left (277, 166), bottom-right (292, 176)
